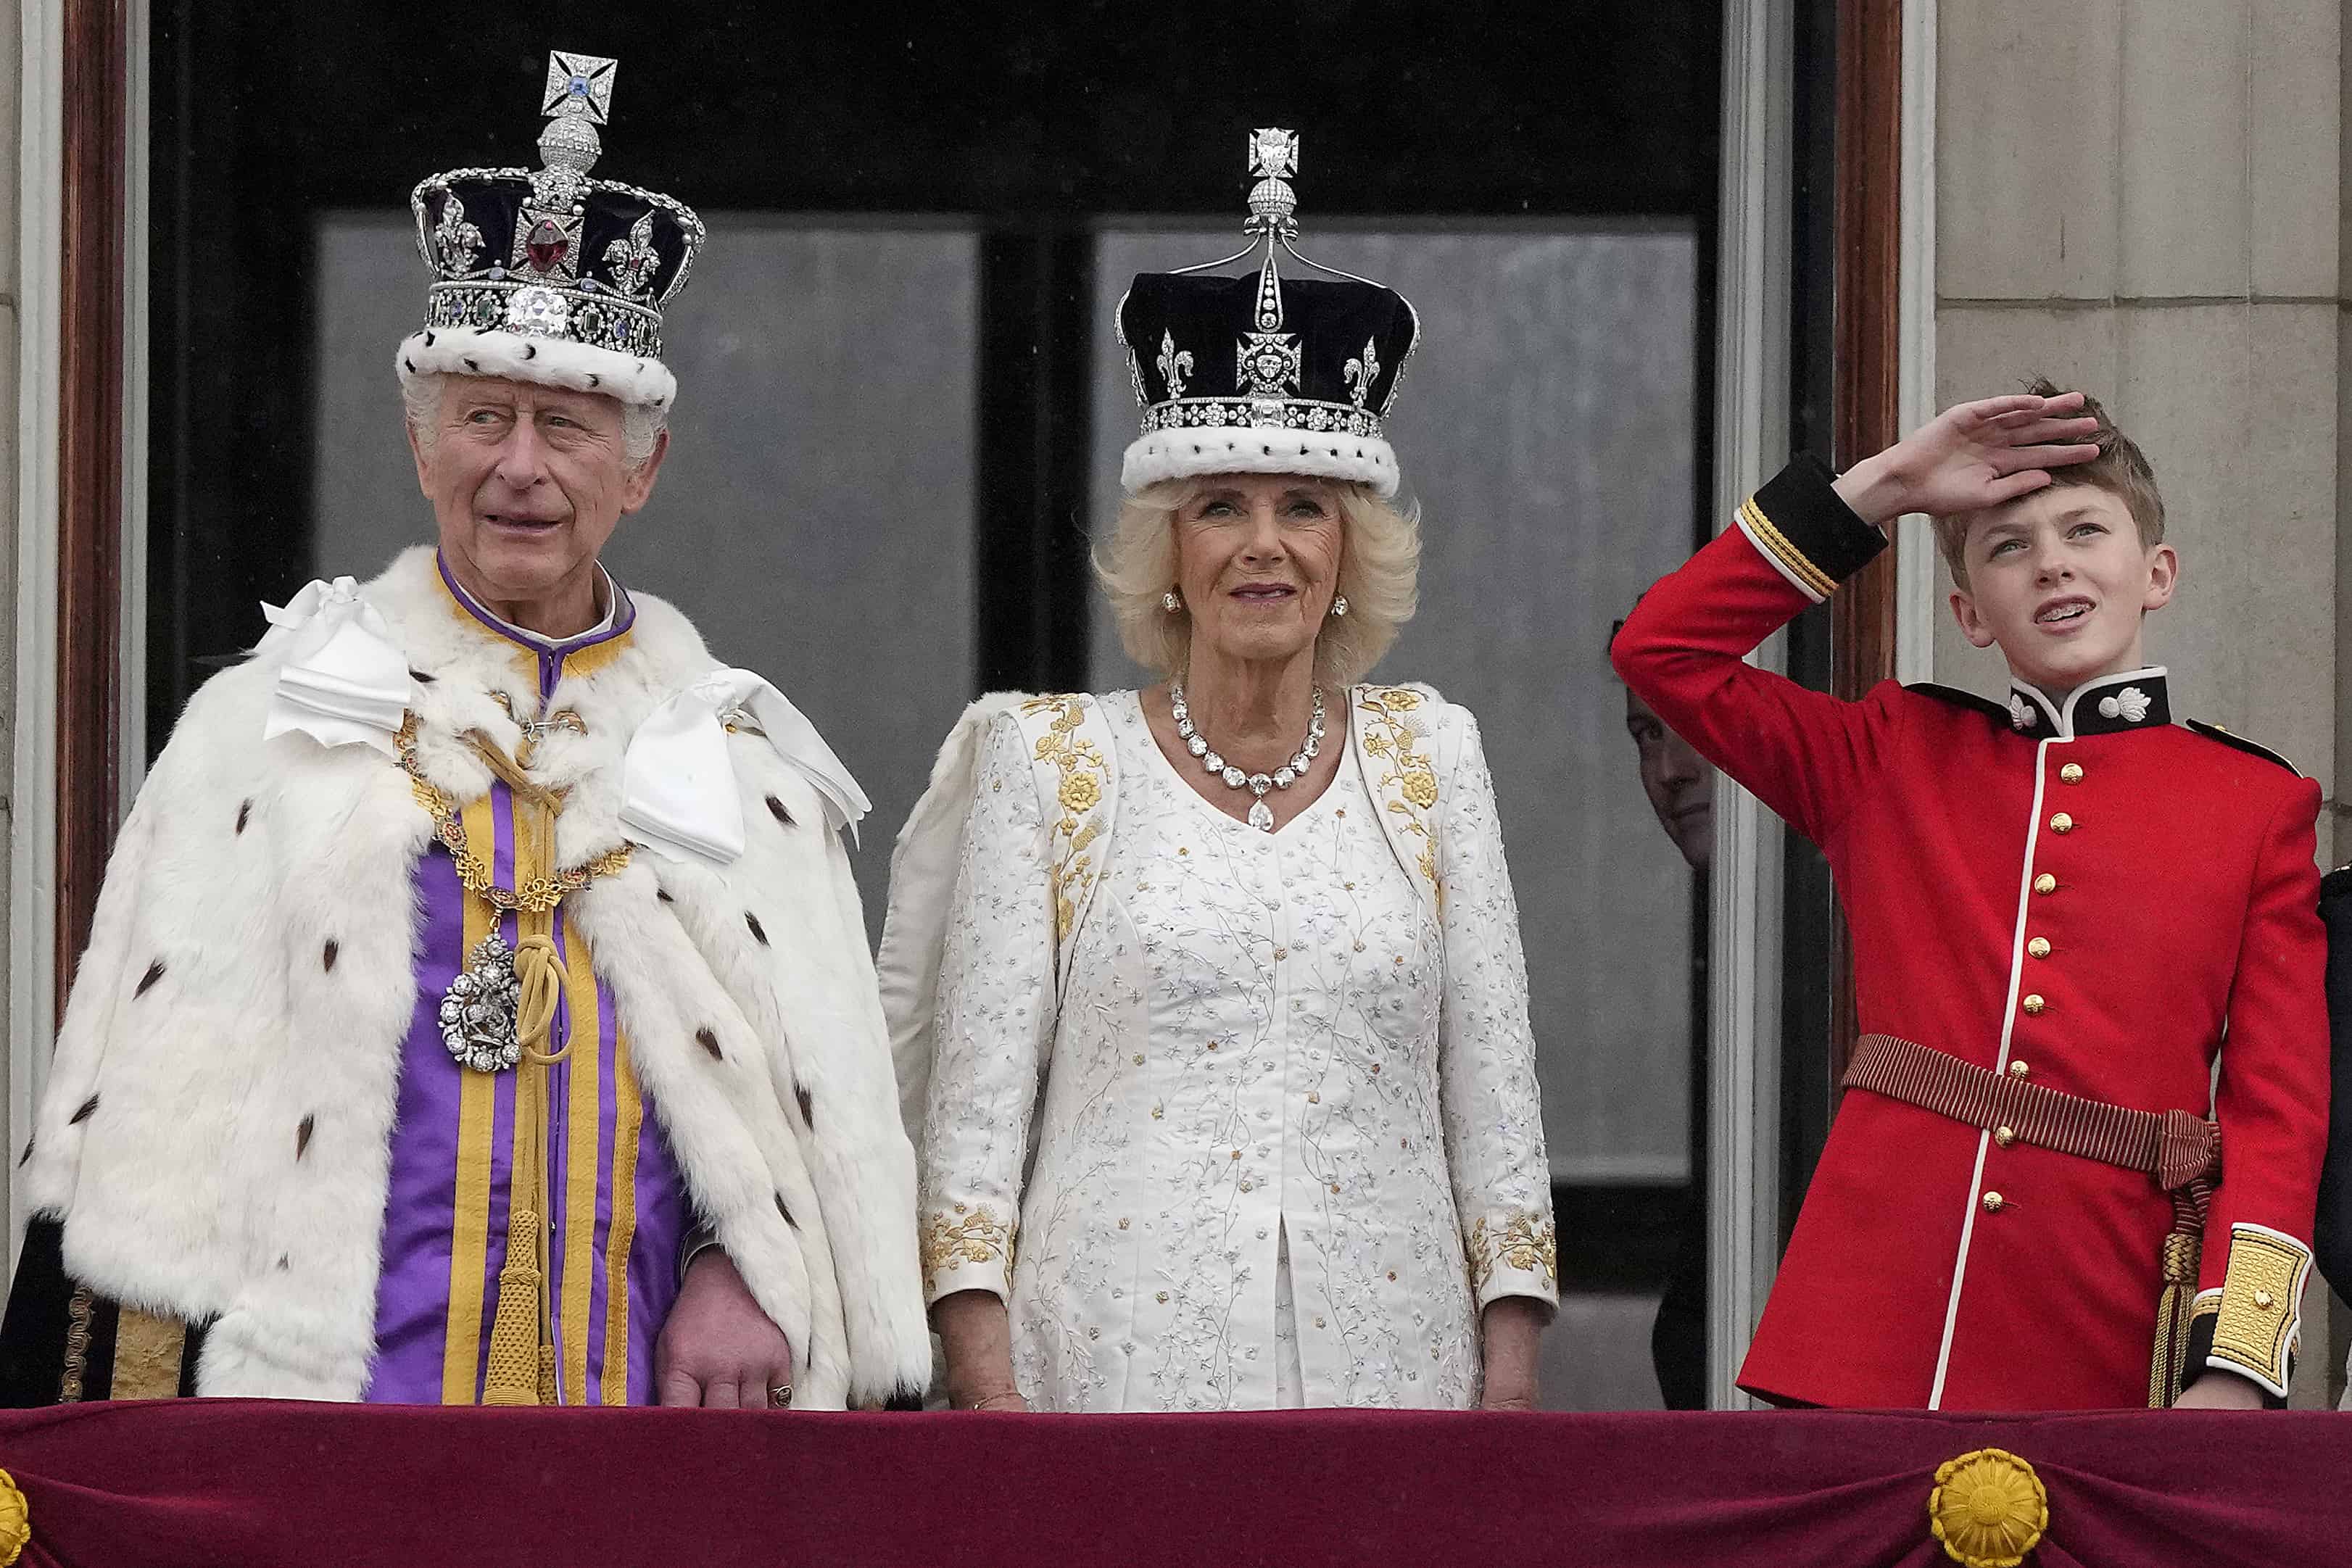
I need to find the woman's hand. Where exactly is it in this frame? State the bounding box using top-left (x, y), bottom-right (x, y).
top-left (1478, 1296), bottom-right (1547, 1411)
top-left (1830, 393), bottom-right (2101, 528)
top-left (932, 1289), bottom-right (1028, 1412)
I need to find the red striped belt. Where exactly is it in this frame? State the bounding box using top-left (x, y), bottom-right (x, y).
top-left (1842, 1033), bottom-right (2219, 1192)
top-left (1841, 1032), bottom-right (2219, 1406)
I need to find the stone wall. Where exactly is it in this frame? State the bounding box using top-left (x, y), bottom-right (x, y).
top-left (1930, 0), bottom-right (2347, 1406)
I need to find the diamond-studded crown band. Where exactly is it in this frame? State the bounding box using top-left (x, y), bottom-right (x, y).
top-left (425, 281), bottom-right (663, 360)
top-left (1140, 397), bottom-right (1384, 441)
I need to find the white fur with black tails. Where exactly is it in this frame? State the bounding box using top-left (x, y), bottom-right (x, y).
top-left (397, 327), bottom-right (678, 412)
top-left (20, 547), bottom-right (928, 1407)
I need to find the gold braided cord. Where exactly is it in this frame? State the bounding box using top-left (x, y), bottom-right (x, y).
top-left (2148, 1229), bottom-right (2202, 1407)
top-left (479, 831), bottom-right (572, 1404)
top-left (1739, 495), bottom-right (1839, 598)
top-left (397, 718), bottom-right (630, 913)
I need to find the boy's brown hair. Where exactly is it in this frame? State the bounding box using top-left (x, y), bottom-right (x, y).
top-left (1933, 377), bottom-right (2165, 587)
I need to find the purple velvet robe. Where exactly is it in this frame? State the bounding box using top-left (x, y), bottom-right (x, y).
top-left (363, 560), bottom-right (692, 1405)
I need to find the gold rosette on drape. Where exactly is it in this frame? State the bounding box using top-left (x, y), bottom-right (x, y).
top-left (0, 1467), bottom-right (29, 1567)
top-left (1928, 1448), bottom-right (2047, 1568)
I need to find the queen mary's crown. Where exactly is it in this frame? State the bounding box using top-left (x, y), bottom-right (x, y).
top-left (1117, 128), bottom-right (1421, 498)
top-left (398, 50), bottom-right (706, 411)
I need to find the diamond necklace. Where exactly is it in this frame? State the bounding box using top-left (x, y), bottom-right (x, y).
top-left (1168, 681), bottom-right (1326, 832)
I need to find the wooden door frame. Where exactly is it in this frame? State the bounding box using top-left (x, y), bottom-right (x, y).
top-left (54, 0), bottom-right (132, 1024)
top-left (1827, 0), bottom-right (1904, 1091)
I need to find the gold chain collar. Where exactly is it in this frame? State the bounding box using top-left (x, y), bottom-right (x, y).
top-left (397, 713), bottom-right (631, 914)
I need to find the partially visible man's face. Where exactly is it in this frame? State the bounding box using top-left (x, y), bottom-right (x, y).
top-left (1626, 686), bottom-right (1714, 872)
top-left (410, 376), bottom-right (666, 609)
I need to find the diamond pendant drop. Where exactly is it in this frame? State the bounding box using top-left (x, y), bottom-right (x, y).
top-left (1170, 679), bottom-right (1322, 835)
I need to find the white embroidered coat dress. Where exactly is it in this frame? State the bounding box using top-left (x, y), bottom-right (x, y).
top-left (917, 689), bottom-right (1557, 1411)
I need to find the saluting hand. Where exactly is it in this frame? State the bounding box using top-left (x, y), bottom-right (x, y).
top-left (1831, 392), bottom-right (2103, 529)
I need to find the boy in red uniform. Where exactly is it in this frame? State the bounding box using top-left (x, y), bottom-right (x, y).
top-left (1613, 388), bottom-right (2327, 1410)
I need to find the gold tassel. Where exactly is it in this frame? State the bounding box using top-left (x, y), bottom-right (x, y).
top-left (468, 770), bottom-right (575, 1406)
top-left (477, 900), bottom-right (570, 1401)
top-left (2148, 1229), bottom-right (2201, 1407)
top-left (481, 1195), bottom-right (546, 1406)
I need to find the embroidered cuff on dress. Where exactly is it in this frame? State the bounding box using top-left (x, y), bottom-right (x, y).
top-left (919, 1204), bottom-right (1018, 1305)
top-left (2191, 1224), bottom-right (2313, 1399)
top-left (1735, 455), bottom-right (1888, 604)
top-left (1465, 1210), bottom-right (1560, 1308)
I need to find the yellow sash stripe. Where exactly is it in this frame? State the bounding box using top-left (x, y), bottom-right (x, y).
top-left (603, 1033), bottom-right (645, 1403)
top-left (560, 927), bottom-right (603, 1403)
top-left (1739, 496), bottom-right (1838, 599)
top-left (440, 796), bottom-right (503, 1404)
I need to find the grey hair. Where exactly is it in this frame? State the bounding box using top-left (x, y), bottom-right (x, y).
top-left (1093, 477), bottom-right (1420, 686)
top-left (401, 371), bottom-right (666, 470)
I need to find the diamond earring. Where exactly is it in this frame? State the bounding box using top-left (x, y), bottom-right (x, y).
top-left (1162, 590), bottom-right (1182, 613)
top-left (1330, 595), bottom-right (1349, 618)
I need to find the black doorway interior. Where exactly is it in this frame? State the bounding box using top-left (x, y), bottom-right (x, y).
top-left (148, 0), bottom-right (1728, 1406)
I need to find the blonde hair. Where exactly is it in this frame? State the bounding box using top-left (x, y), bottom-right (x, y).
top-left (1093, 477), bottom-right (1420, 686)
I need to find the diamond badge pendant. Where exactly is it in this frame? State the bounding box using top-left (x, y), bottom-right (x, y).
top-left (439, 934), bottom-right (524, 1074)
top-left (1248, 799), bottom-right (1276, 832)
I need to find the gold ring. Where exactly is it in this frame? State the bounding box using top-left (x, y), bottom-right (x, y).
top-left (766, 1384), bottom-right (793, 1409)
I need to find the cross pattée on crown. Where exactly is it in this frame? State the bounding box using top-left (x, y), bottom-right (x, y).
top-left (1249, 127), bottom-right (1299, 181)
top-left (1245, 127), bottom-right (1301, 246)
top-left (543, 51), bottom-right (618, 124)
top-left (532, 50), bottom-right (616, 210)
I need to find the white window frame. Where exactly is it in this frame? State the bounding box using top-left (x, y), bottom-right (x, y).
top-left (1707, 0), bottom-right (1936, 1406)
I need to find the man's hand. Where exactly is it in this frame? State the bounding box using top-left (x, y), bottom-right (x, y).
top-left (1831, 392), bottom-right (2102, 529)
top-left (654, 1249), bottom-right (797, 1409)
top-left (1478, 1297), bottom-right (1546, 1411)
top-left (932, 1289), bottom-right (1027, 1411)
top-left (2173, 1372), bottom-right (2266, 1411)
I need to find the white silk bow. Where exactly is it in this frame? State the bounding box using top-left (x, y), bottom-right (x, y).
top-left (255, 577), bottom-right (413, 755)
top-left (620, 668), bottom-right (871, 866)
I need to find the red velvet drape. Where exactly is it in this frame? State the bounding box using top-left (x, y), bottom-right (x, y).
top-left (0, 1403), bottom-right (2345, 1566)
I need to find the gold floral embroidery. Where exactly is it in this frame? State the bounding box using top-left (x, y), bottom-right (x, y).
top-left (1467, 1212), bottom-right (1558, 1293)
top-left (1021, 697), bottom-right (1110, 941)
top-left (1356, 688), bottom-right (1441, 900)
top-left (922, 1207), bottom-right (1016, 1292)
top-left (398, 715), bottom-right (632, 914)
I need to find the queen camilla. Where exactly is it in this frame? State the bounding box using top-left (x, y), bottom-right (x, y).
top-left (881, 131), bottom-right (1557, 1413)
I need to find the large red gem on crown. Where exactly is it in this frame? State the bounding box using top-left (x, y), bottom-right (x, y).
top-left (524, 217), bottom-right (570, 274)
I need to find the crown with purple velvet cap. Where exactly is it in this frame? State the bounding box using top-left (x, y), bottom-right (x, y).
top-left (397, 49), bottom-right (705, 411)
top-left (1117, 128), bottom-right (1421, 498)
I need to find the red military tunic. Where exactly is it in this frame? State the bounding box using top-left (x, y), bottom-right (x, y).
top-left (1613, 457), bottom-right (2327, 1410)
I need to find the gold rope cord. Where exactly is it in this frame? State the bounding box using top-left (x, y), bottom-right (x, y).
top-left (397, 716), bottom-right (631, 914)
top-left (447, 731), bottom-right (587, 1406)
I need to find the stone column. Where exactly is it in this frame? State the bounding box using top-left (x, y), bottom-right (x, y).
top-left (1929, 1), bottom-right (2345, 1406)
